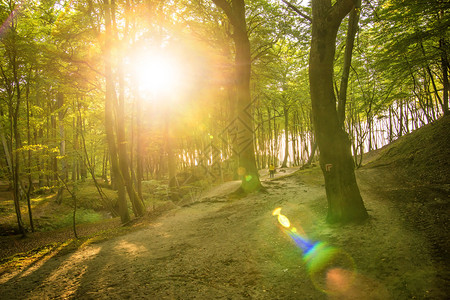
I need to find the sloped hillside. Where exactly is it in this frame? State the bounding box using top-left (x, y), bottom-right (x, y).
top-left (367, 114), bottom-right (450, 185)
top-left (362, 114), bottom-right (449, 294)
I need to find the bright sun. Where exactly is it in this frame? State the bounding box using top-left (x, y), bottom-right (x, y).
top-left (132, 52), bottom-right (182, 96)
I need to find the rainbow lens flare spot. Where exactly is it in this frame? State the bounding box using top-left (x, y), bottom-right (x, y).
top-left (273, 207), bottom-right (357, 295)
top-left (277, 214), bottom-right (290, 228)
top-left (272, 207), bottom-right (282, 216)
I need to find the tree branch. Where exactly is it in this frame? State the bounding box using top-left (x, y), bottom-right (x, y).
top-left (211, 0), bottom-right (237, 26)
top-left (329, 0), bottom-right (358, 27)
top-left (281, 0), bottom-right (312, 23)
top-left (251, 42), bottom-right (276, 63)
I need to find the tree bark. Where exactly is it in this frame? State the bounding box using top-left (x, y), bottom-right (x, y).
top-left (337, 0), bottom-right (361, 126)
top-left (212, 0), bottom-right (261, 193)
top-left (104, 0), bottom-right (130, 224)
top-left (25, 80), bottom-right (34, 232)
top-left (116, 60), bottom-right (146, 216)
top-left (165, 110), bottom-right (178, 200)
top-left (440, 38), bottom-right (449, 115)
top-left (281, 106), bottom-right (289, 168)
top-left (56, 92), bottom-right (66, 204)
top-left (309, 0), bottom-right (368, 223)
top-left (114, 0), bottom-right (145, 216)
top-left (10, 26), bottom-right (25, 234)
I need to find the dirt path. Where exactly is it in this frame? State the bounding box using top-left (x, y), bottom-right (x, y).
top-left (0, 166), bottom-right (448, 299)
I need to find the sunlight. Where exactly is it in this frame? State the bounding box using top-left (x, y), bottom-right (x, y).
top-left (0, 240), bottom-right (73, 285)
top-left (115, 240), bottom-right (147, 255)
top-left (131, 52), bottom-right (183, 97)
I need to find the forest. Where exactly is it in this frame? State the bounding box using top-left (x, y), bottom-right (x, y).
top-left (0, 0), bottom-right (449, 299)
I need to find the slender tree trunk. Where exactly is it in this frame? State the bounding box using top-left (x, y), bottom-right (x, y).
top-left (389, 106), bottom-right (393, 142)
top-left (304, 140), bottom-right (318, 167)
top-left (281, 106), bottom-right (289, 168)
top-left (72, 101), bottom-right (78, 182)
top-left (10, 34), bottom-right (25, 234)
top-left (440, 38), bottom-right (449, 115)
top-left (337, 0), bottom-right (361, 126)
top-left (165, 110), bottom-right (178, 200)
top-left (79, 117), bottom-right (87, 181)
top-left (290, 117), bottom-right (297, 166)
top-left (267, 106), bottom-right (272, 165)
top-left (25, 81), bottom-right (34, 232)
top-left (136, 115), bottom-right (143, 200)
top-left (56, 92), bottom-right (65, 204)
top-left (71, 184), bottom-right (78, 239)
top-left (309, 0), bottom-right (368, 223)
top-left (421, 42), bottom-right (444, 112)
top-left (0, 119), bottom-right (12, 181)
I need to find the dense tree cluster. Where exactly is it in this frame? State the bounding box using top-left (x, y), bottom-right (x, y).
top-left (0, 0), bottom-right (447, 232)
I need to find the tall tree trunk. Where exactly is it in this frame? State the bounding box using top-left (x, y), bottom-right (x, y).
top-left (389, 106), bottom-right (393, 142)
top-left (113, 0), bottom-right (145, 217)
top-left (399, 99), bottom-right (404, 137)
top-left (290, 112), bottom-right (297, 167)
top-left (304, 140), bottom-right (318, 167)
top-left (56, 92), bottom-right (65, 204)
top-left (234, 2), bottom-right (260, 192)
top-left (134, 92), bottom-right (143, 200)
top-left (0, 119), bottom-right (12, 182)
top-left (104, 0), bottom-right (130, 224)
top-left (440, 38), bottom-right (449, 115)
top-left (72, 104), bottom-right (77, 182)
top-left (25, 80), bottom-right (34, 232)
top-left (79, 117), bottom-right (87, 181)
top-left (116, 62), bottom-right (145, 216)
top-left (309, 0), bottom-right (368, 223)
top-left (267, 106), bottom-right (273, 165)
top-left (10, 30), bottom-right (25, 234)
top-left (213, 0), bottom-right (261, 193)
top-left (165, 111), bottom-right (178, 200)
top-left (281, 106), bottom-right (289, 168)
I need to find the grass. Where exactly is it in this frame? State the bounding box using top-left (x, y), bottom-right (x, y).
top-left (38, 208), bottom-right (104, 231)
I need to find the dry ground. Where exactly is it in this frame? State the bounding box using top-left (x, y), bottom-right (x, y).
top-left (0, 163), bottom-right (448, 299)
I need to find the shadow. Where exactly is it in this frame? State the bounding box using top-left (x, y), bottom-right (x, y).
top-left (0, 240), bottom-right (81, 299)
top-left (0, 239), bottom-right (76, 284)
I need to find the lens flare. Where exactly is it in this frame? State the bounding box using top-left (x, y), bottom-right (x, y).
top-left (277, 214), bottom-right (290, 228)
top-left (272, 207), bottom-right (291, 228)
top-left (272, 207), bottom-right (357, 295)
top-left (272, 207), bottom-right (282, 216)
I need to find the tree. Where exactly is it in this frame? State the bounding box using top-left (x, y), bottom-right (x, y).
top-left (103, 0), bottom-right (130, 223)
top-left (211, 0), bottom-right (261, 193)
top-left (309, 0), bottom-right (368, 223)
top-left (375, 0), bottom-right (450, 117)
top-left (337, 0), bottom-right (361, 126)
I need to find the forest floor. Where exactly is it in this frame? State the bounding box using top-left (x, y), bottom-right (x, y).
top-left (0, 116), bottom-right (449, 299)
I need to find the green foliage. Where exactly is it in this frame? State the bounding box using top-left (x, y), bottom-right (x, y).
top-left (34, 207), bottom-right (102, 231)
top-left (74, 181), bottom-right (117, 210)
top-left (0, 0), bottom-right (447, 232)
